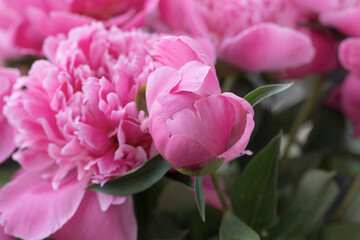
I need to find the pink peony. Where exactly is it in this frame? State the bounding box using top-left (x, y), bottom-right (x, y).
top-left (1, 23), bottom-right (159, 239)
top-left (148, 0), bottom-right (316, 72)
top-left (329, 37), bottom-right (360, 137)
top-left (146, 36), bottom-right (254, 171)
top-left (329, 74), bottom-right (360, 137)
top-left (316, 1), bottom-right (360, 36)
top-left (0, 0), bottom-right (157, 54)
top-left (0, 68), bottom-right (19, 163)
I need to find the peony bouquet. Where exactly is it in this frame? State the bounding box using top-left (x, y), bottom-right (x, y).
top-left (0, 0), bottom-right (359, 239)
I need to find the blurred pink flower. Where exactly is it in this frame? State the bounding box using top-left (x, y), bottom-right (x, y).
top-left (148, 0), bottom-right (316, 72)
top-left (0, 68), bottom-right (19, 163)
top-left (1, 23), bottom-right (159, 239)
top-left (328, 74), bottom-right (360, 137)
top-left (0, 0), bottom-right (157, 55)
top-left (328, 37), bottom-right (360, 137)
top-left (146, 36), bottom-right (254, 171)
top-left (301, 0), bottom-right (360, 37)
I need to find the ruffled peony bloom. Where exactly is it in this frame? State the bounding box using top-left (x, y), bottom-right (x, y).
top-left (0, 68), bottom-right (19, 163)
top-left (146, 36), bottom-right (254, 172)
top-left (148, 0), bottom-right (316, 72)
top-left (0, 0), bottom-right (157, 55)
top-left (1, 23), bottom-right (159, 239)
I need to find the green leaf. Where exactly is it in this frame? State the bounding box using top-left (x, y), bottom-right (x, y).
top-left (219, 211), bottom-right (260, 240)
top-left (165, 171), bottom-right (194, 189)
top-left (270, 169), bottom-right (340, 239)
top-left (195, 176), bottom-right (206, 222)
top-left (304, 106), bottom-right (345, 152)
top-left (244, 83), bottom-right (293, 107)
top-left (231, 133), bottom-right (281, 232)
top-left (324, 223), bottom-right (360, 240)
top-left (88, 155), bottom-right (171, 196)
top-left (136, 84), bottom-right (148, 115)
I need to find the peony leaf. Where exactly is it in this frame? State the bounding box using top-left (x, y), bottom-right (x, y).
top-left (195, 176), bottom-right (206, 222)
top-left (230, 133), bottom-right (281, 232)
top-left (165, 172), bottom-right (194, 189)
top-left (88, 155), bottom-right (171, 196)
top-left (269, 169), bottom-right (339, 239)
top-left (244, 82), bottom-right (293, 107)
top-left (219, 211), bottom-right (260, 240)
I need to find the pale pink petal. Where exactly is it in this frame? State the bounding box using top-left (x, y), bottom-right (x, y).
top-left (218, 23), bottom-right (315, 71)
top-left (52, 192), bottom-right (137, 240)
top-left (0, 171), bottom-right (89, 240)
top-left (146, 67), bottom-right (182, 113)
top-left (151, 36), bottom-right (214, 69)
top-left (320, 7), bottom-right (360, 37)
top-left (176, 61), bottom-right (221, 95)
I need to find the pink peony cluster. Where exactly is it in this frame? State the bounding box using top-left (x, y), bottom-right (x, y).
top-left (0, 23), bottom-right (159, 239)
top-left (0, 0), bottom-right (157, 55)
top-left (148, 0), bottom-right (338, 76)
top-left (146, 36), bottom-right (254, 171)
top-left (295, 0), bottom-right (360, 137)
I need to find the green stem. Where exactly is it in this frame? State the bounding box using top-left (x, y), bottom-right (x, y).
top-left (333, 171), bottom-right (360, 222)
top-left (210, 172), bottom-right (229, 211)
top-left (221, 74), bottom-right (236, 93)
top-left (280, 77), bottom-right (324, 163)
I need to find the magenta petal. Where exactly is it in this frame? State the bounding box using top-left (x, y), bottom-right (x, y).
top-left (339, 38), bottom-right (360, 76)
top-left (218, 23), bottom-right (315, 71)
top-left (0, 120), bottom-right (15, 163)
top-left (218, 93), bottom-right (254, 162)
top-left (0, 171), bottom-right (89, 239)
top-left (320, 7), bottom-right (360, 37)
top-left (165, 135), bottom-right (216, 169)
top-left (340, 74), bottom-right (360, 137)
top-left (52, 192), bottom-right (137, 240)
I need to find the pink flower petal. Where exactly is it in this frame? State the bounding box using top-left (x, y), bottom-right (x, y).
top-left (151, 36), bottom-right (214, 69)
top-left (320, 7), bottom-right (360, 37)
top-left (0, 120), bottom-right (15, 163)
top-left (218, 93), bottom-right (254, 162)
top-left (218, 23), bottom-right (315, 71)
top-left (52, 192), bottom-right (137, 240)
top-left (339, 37), bottom-right (360, 76)
top-left (0, 171), bottom-right (89, 239)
